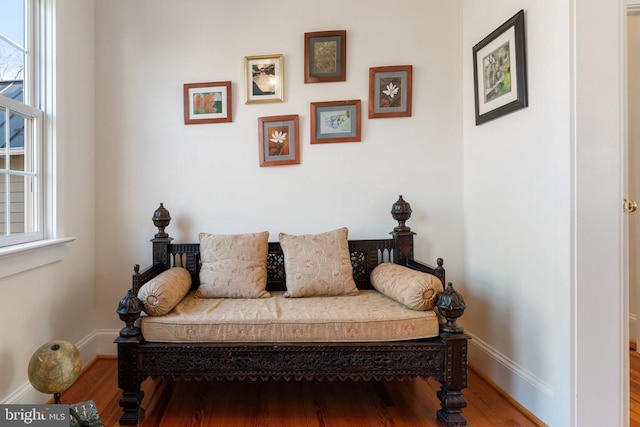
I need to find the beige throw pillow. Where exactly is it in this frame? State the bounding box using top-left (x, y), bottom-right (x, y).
top-left (197, 231), bottom-right (270, 298)
top-left (370, 263), bottom-right (444, 311)
top-left (279, 227), bottom-right (358, 297)
top-left (137, 267), bottom-right (192, 316)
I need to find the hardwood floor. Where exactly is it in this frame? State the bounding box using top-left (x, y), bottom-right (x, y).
top-left (58, 357), bottom-right (540, 426)
top-left (632, 350), bottom-right (640, 426)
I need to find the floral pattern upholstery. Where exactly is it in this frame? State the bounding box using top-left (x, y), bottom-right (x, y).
top-left (141, 290), bottom-right (439, 343)
top-left (197, 231), bottom-right (270, 298)
top-left (137, 267), bottom-right (192, 316)
top-left (371, 263), bottom-right (444, 311)
top-left (279, 228), bottom-right (358, 297)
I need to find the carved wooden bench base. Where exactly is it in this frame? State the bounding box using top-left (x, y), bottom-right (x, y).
top-left (116, 338), bottom-right (468, 426)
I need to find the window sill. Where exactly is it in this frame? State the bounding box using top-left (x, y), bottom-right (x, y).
top-left (0, 237), bottom-right (76, 280)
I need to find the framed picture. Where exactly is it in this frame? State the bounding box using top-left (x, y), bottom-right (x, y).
top-left (183, 81), bottom-right (232, 124)
top-left (368, 65), bottom-right (412, 119)
top-left (473, 9), bottom-right (528, 125)
top-left (245, 54), bottom-right (284, 103)
top-left (310, 100), bottom-right (361, 144)
top-left (304, 30), bottom-right (346, 83)
top-left (258, 115), bottom-right (300, 166)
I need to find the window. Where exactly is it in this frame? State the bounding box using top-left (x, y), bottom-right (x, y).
top-left (0, 0), bottom-right (44, 247)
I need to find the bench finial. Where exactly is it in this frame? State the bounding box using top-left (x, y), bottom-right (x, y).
top-left (152, 203), bottom-right (171, 238)
top-left (436, 282), bottom-right (466, 333)
top-left (391, 195), bottom-right (412, 232)
top-left (117, 289), bottom-right (142, 337)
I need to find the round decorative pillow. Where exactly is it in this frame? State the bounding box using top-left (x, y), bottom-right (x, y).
top-left (370, 263), bottom-right (443, 311)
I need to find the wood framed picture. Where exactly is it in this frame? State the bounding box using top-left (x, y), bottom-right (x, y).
top-left (258, 114), bottom-right (300, 167)
top-left (304, 30), bottom-right (346, 83)
top-left (245, 54), bottom-right (284, 104)
top-left (183, 81), bottom-right (232, 124)
top-left (473, 9), bottom-right (528, 125)
top-left (368, 65), bottom-right (412, 119)
top-left (310, 99), bottom-right (361, 144)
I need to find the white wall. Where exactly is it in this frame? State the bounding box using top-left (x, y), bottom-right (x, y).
top-left (94, 0), bottom-right (465, 331)
top-left (463, 3), bottom-right (571, 421)
top-left (0, 0), bottom-right (96, 404)
top-left (464, 0), bottom-right (626, 425)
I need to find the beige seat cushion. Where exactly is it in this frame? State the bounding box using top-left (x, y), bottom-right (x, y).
top-left (279, 227), bottom-right (358, 297)
top-left (370, 263), bottom-right (443, 311)
top-left (137, 267), bottom-right (192, 316)
top-left (140, 290), bottom-right (439, 342)
top-left (197, 231), bottom-right (270, 298)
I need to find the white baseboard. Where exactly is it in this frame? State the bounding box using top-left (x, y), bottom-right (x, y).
top-left (467, 331), bottom-right (553, 425)
top-left (1, 329), bottom-right (120, 405)
top-left (1, 382), bottom-right (38, 406)
top-left (96, 329), bottom-right (120, 356)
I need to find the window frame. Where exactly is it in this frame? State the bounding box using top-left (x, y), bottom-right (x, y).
top-left (0, 0), bottom-right (46, 248)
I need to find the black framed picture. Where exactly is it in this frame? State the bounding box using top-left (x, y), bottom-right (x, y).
top-left (473, 10), bottom-right (528, 125)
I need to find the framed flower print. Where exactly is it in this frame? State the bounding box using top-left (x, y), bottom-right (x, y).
top-left (258, 115), bottom-right (300, 167)
top-left (368, 65), bottom-right (412, 119)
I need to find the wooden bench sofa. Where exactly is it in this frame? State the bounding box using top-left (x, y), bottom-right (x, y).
top-left (115, 197), bottom-right (469, 426)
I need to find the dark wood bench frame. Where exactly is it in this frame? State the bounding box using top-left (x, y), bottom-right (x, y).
top-left (115, 200), bottom-right (469, 426)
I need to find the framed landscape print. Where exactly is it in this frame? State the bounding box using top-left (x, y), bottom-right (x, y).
top-left (368, 65), bottom-right (412, 119)
top-left (473, 9), bottom-right (528, 125)
top-left (258, 114), bottom-right (300, 166)
top-left (304, 30), bottom-right (346, 83)
top-left (183, 81), bottom-right (232, 124)
top-left (245, 54), bottom-right (284, 104)
top-left (310, 100), bottom-right (361, 144)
